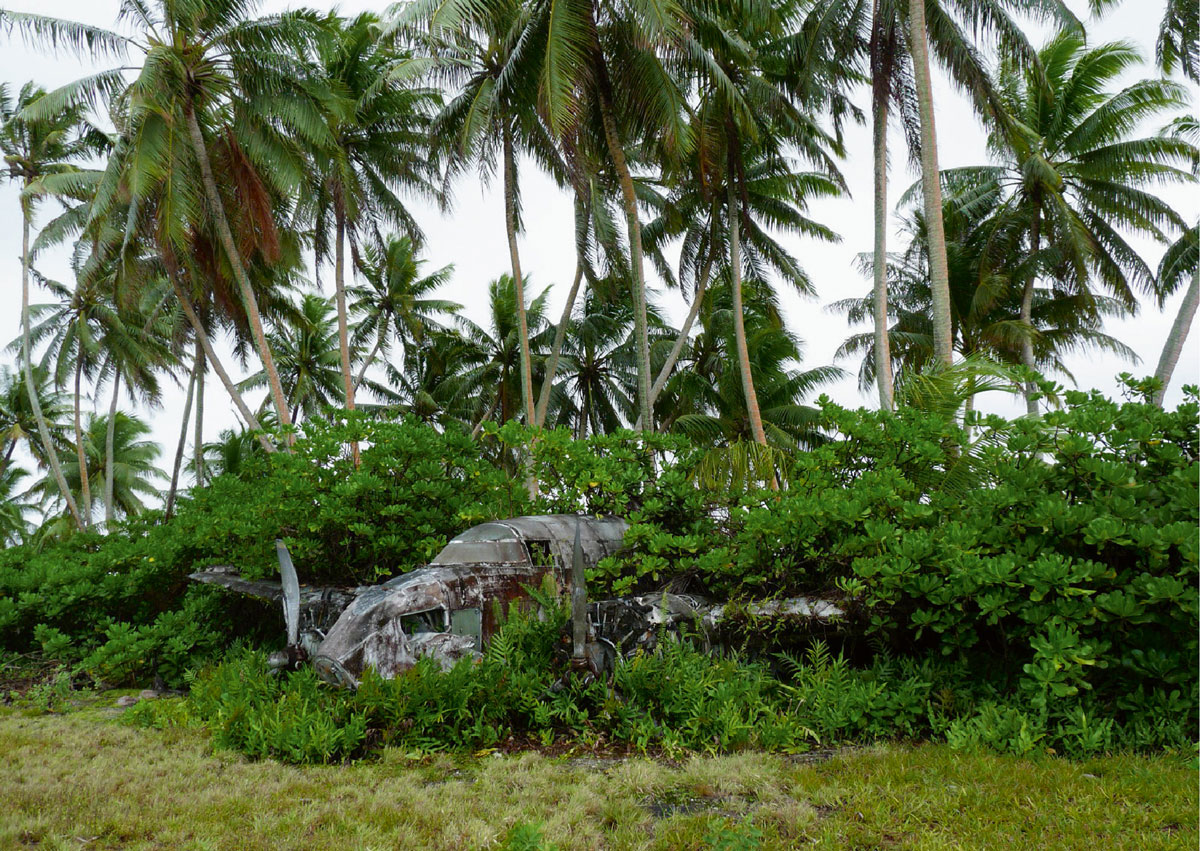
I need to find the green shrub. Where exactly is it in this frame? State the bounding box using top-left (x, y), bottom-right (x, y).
top-left (596, 383), bottom-right (1199, 752)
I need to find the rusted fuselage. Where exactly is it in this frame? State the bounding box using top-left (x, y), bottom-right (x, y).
top-left (310, 515), bottom-right (628, 686)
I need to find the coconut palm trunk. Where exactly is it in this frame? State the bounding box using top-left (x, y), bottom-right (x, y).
top-left (872, 89), bottom-right (895, 410)
top-left (535, 195), bottom-right (590, 426)
top-left (593, 51), bottom-right (653, 431)
top-left (194, 343), bottom-right (206, 485)
top-left (353, 334), bottom-right (386, 392)
top-left (169, 271), bottom-right (274, 454)
top-left (1153, 265), bottom-right (1198, 407)
top-left (104, 371), bottom-right (120, 525)
top-left (72, 356), bottom-right (91, 526)
top-left (333, 199), bottom-right (362, 466)
top-left (502, 120), bottom-right (537, 427)
top-left (20, 209), bottom-right (83, 528)
top-left (1019, 210), bottom-right (1042, 415)
top-left (647, 255), bottom-right (713, 416)
top-left (907, 0), bottom-right (954, 368)
top-left (165, 354), bottom-right (197, 519)
top-left (334, 200), bottom-right (355, 412)
top-left (727, 179), bottom-right (768, 448)
top-left (184, 102), bottom-right (292, 434)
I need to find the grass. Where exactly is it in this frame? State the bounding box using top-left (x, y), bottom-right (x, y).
top-left (0, 699), bottom-right (1194, 850)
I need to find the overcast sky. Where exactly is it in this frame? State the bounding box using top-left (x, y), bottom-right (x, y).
top-left (1, 0), bottom-right (1196, 490)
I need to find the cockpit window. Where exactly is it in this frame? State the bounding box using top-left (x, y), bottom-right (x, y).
top-left (399, 608), bottom-right (446, 635)
top-left (451, 523), bottom-right (518, 542)
top-left (431, 540), bottom-right (530, 565)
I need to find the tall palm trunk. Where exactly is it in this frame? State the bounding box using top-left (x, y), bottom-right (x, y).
top-left (1153, 266), bottom-right (1198, 407)
top-left (20, 209), bottom-right (83, 528)
top-left (502, 120), bottom-right (536, 427)
top-left (104, 371), bottom-right (119, 525)
top-left (334, 199), bottom-right (355, 412)
top-left (536, 194), bottom-right (590, 426)
top-left (194, 342), bottom-right (206, 486)
top-left (353, 334), bottom-right (386, 392)
top-left (165, 353), bottom-right (197, 519)
top-left (471, 394), bottom-right (500, 439)
top-left (169, 271), bottom-right (274, 453)
top-left (1019, 209), bottom-right (1041, 415)
top-left (646, 254), bottom-right (713, 419)
top-left (727, 179), bottom-right (768, 447)
top-left (73, 356), bottom-right (91, 526)
top-left (593, 50), bottom-right (652, 431)
top-left (333, 198), bottom-right (361, 467)
top-left (579, 385), bottom-right (591, 440)
top-left (872, 88), bottom-right (895, 410)
top-left (184, 103), bottom-right (292, 434)
top-left (907, 0), bottom-right (954, 368)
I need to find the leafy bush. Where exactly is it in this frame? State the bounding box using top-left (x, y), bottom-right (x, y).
top-left (596, 383), bottom-right (1199, 752)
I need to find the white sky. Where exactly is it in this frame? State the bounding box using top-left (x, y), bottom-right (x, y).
top-left (1, 0), bottom-right (1197, 492)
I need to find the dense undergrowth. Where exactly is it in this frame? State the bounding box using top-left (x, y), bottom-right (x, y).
top-left (2, 380), bottom-right (1197, 759)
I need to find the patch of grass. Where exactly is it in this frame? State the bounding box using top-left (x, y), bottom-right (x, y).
top-left (0, 702), bottom-right (1194, 850)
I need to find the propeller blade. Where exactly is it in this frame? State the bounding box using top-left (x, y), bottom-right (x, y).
top-left (275, 539), bottom-right (300, 649)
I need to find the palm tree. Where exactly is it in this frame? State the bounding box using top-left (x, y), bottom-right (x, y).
top-left (53, 412), bottom-right (166, 521)
top-left (833, 194), bottom-right (1138, 396)
top-left (1155, 0), bottom-right (1198, 82)
top-left (642, 104), bottom-right (842, 442)
top-left (0, 364), bottom-right (72, 480)
top-left (1151, 113), bottom-right (1199, 407)
top-left (0, 463), bottom-right (35, 545)
top-left (401, 0), bottom-right (566, 429)
top-left (349, 234), bottom-right (461, 393)
top-left (506, 0), bottom-right (692, 430)
top-left (26, 270), bottom-right (106, 527)
top-left (548, 292), bottom-right (638, 437)
top-left (905, 0), bottom-right (954, 369)
top-left (445, 274), bottom-right (552, 429)
top-left (194, 424), bottom-right (268, 481)
top-left (666, 282), bottom-right (842, 486)
top-left (241, 294), bottom-right (345, 423)
top-left (1, 81), bottom-right (89, 528)
top-left (3, 1), bottom-right (330, 433)
top-left (1152, 225), bottom-right (1198, 406)
top-left (301, 12), bottom-right (440, 418)
top-left (861, 0), bottom-right (1079, 393)
top-left (165, 340), bottom-right (201, 519)
top-left (25, 249), bottom-right (172, 526)
top-left (0, 460), bottom-right (34, 540)
top-left (365, 326), bottom-right (485, 426)
top-left (0, 366), bottom-right (28, 476)
top-left (939, 32), bottom-right (1196, 413)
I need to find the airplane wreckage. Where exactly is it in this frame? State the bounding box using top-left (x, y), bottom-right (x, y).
top-left (190, 515), bottom-right (843, 688)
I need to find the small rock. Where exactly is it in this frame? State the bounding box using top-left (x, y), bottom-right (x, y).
top-left (138, 689), bottom-right (160, 701)
top-left (1082, 773), bottom-right (1099, 780)
top-left (115, 695), bottom-right (139, 708)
